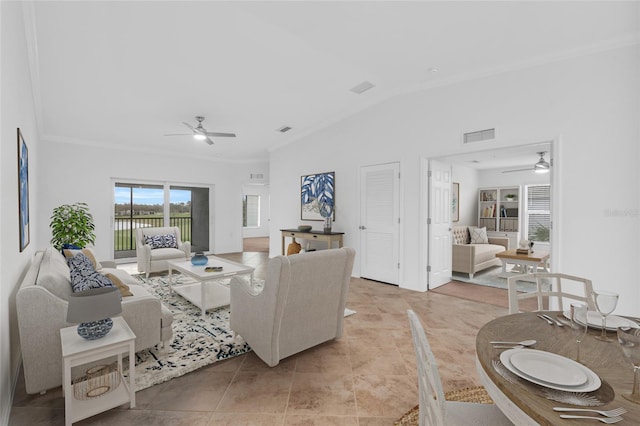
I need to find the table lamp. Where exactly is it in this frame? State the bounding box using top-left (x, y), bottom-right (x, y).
top-left (67, 287), bottom-right (122, 340)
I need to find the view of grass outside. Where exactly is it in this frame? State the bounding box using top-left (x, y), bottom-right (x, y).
top-left (114, 184), bottom-right (193, 253)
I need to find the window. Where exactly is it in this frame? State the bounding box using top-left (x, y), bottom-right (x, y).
top-left (524, 184), bottom-right (550, 242)
top-left (243, 195), bottom-right (260, 227)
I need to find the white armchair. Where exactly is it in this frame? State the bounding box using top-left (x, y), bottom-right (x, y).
top-left (230, 247), bottom-right (355, 367)
top-left (136, 226), bottom-right (191, 277)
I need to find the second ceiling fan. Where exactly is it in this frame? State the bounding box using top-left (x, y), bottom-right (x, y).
top-left (165, 116), bottom-right (236, 145)
top-left (502, 152), bottom-right (550, 174)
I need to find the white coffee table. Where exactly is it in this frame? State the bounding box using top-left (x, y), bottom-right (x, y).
top-left (168, 256), bottom-right (254, 317)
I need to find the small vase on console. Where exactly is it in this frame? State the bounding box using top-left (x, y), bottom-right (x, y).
top-left (323, 216), bottom-right (332, 233)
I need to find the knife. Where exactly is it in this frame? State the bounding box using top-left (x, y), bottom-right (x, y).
top-left (537, 314), bottom-right (554, 325)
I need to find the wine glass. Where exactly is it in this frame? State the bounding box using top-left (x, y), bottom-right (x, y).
top-left (593, 290), bottom-right (619, 342)
top-left (617, 327), bottom-right (640, 403)
top-left (569, 303), bottom-right (588, 363)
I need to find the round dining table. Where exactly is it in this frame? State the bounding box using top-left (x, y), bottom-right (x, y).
top-left (476, 311), bottom-right (640, 425)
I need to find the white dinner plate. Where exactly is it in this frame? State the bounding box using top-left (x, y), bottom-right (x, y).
top-left (500, 349), bottom-right (601, 392)
top-left (563, 310), bottom-right (639, 331)
top-left (509, 349), bottom-right (587, 386)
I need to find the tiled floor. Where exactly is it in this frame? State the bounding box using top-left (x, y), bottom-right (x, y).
top-left (9, 252), bottom-right (509, 425)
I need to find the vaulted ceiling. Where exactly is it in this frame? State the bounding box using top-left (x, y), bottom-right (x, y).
top-left (25, 1), bottom-right (639, 162)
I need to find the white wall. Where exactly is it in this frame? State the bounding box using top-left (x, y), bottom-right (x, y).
top-left (451, 165), bottom-right (479, 226)
top-left (269, 46), bottom-right (640, 315)
top-left (0, 2), bottom-right (40, 421)
top-left (242, 184), bottom-right (270, 238)
top-left (36, 142), bottom-right (269, 260)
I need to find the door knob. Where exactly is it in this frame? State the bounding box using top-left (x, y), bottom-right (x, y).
top-left (359, 225), bottom-right (367, 230)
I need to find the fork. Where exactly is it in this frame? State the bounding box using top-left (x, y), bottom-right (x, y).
top-left (554, 407), bottom-right (627, 417)
top-left (558, 415), bottom-right (623, 423)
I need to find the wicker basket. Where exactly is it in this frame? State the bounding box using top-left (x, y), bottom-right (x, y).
top-left (72, 363), bottom-right (121, 400)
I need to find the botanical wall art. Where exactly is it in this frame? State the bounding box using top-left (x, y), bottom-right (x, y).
top-left (301, 171), bottom-right (335, 221)
top-left (17, 128), bottom-right (30, 251)
top-left (452, 182), bottom-right (460, 222)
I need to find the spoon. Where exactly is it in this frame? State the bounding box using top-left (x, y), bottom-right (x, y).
top-left (493, 345), bottom-right (524, 349)
top-left (489, 339), bottom-right (537, 346)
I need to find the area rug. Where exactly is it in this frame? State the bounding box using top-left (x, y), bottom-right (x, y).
top-left (125, 274), bottom-right (257, 391)
top-left (393, 386), bottom-right (493, 425)
top-left (451, 265), bottom-right (549, 293)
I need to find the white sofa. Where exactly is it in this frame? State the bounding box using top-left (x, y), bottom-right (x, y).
top-left (452, 225), bottom-right (509, 279)
top-left (135, 226), bottom-right (191, 277)
top-left (230, 247), bottom-right (355, 367)
top-left (16, 247), bottom-right (173, 394)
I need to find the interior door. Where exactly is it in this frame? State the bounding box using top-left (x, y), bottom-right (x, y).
top-left (359, 162), bottom-right (400, 285)
top-left (428, 160), bottom-right (453, 289)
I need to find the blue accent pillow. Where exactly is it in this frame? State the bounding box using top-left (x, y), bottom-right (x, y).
top-left (144, 233), bottom-right (177, 249)
top-left (68, 253), bottom-right (115, 293)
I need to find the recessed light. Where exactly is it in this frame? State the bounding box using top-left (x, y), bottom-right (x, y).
top-left (428, 67), bottom-right (439, 74)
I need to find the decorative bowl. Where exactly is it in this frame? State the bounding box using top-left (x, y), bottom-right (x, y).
top-left (297, 225), bottom-right (312, 232)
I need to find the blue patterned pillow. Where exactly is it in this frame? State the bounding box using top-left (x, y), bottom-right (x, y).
top-left (144, 233), bottom-right (177, 249)
top-left (68, 253), bottom-right (115, 293)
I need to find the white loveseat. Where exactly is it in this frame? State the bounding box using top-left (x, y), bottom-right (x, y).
top-left (452, 225), bottom-right (509, 279)
top-left (230, 247), bottom-right (355, 367)
top-left (16, 246), bottom-right (173, 394)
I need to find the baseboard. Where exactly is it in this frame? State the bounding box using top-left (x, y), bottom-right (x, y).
top-left (0, 357), bottom-right (21, 425)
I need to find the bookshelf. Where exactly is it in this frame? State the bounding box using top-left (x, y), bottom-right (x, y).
top-left (478, 186), bottom-right (520, 248)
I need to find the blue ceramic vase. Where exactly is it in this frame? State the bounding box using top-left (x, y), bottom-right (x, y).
top-left (191, 252), bottom-right (208, 266)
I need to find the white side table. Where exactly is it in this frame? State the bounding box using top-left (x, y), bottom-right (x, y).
top-left (61, 316), bottom-right (136, 426)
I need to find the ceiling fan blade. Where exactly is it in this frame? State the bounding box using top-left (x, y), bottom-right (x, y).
top-left (182, 122), bottom-right (198, 132)
top-left (502, 168), bottom-right (533, 173)
top-left (164, 133), bottom-right (192, 136)
top-left (204, 131), bottom-right (236, 138)
top-left (204, 136), bottom-right (214, 145)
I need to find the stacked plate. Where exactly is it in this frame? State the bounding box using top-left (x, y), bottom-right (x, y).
top-left (563, 310), bottom-right (639, 331)
top-left (500, 349), bottom-right (601, 392)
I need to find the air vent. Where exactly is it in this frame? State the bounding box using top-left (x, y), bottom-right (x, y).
top-left (249, 173), bottom-right (265, 181)
top-left (463, 128), bottom-right (495, 144)
top-left (277, 126), bottom-right (292, 133)
top-left (349, 80), bottom-right (375, 95)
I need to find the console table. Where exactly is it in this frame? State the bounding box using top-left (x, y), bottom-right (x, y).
top-left (280, 229), bottom-right (344, 255)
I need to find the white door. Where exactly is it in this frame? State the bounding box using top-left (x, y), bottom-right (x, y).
top-left (360, 162), bottom-right (400, 285)
top-left (428, 160), bottom-right (452, 289)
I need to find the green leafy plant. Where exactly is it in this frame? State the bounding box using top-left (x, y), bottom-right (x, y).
top-left (531, 223), bottom-right (550, 242)
top-left (505, 193), bottom-right (517, 200)
top-left (50, 202), bottom-right (96, 249)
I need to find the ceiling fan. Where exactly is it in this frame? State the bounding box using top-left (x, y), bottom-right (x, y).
top-left (164, 116), bottom-right (236, 145)
top-left (502, 152), bottom-right (550, 174)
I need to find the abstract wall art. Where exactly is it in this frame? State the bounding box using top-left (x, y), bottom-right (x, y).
top-left (18, 128), bottom-right (30, 251)
top-left (301, 171), bottom-right (335, 221)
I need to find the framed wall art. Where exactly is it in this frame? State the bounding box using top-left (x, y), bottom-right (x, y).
top-left (301, 171), bottom-right (335, 221)
top-left (17, 128), bottom-right (30, 251)
top-left (452, 182), bottom-right (460, 222)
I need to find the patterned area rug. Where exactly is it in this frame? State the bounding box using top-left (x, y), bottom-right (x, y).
top-left (126, 274), bottom-right (257, 391)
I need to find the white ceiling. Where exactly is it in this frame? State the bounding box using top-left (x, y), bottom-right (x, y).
top-left (26, 1), bottom-right (639, 163)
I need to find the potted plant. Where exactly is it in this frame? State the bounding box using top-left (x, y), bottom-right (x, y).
top-left (505, 193), bottom-right (517, 201)
top-left (50, 202), bottom-right (96, 250)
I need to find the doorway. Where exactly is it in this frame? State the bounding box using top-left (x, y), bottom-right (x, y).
top-left (423, 141), bottom-right (557, 290)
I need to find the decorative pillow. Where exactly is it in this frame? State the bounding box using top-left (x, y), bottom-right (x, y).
top-left (63, 247), bottom-right (102, 270)
top-left (68, 253), bottom-right (115, 293)
top-left (104, 273), bottom-right (133, 297)
top-left (470, 227), bottom-right (489, 244)
top-left (144, 233), bottom-right (178, 249)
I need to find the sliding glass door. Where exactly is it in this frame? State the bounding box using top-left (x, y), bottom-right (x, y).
top-left (114, 182), bottom-right (210, 259)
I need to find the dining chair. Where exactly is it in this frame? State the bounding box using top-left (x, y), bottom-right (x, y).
top-left (407, 310), bottom-right (512, 426)
top-left (507, 272), bottom-right (595, 314)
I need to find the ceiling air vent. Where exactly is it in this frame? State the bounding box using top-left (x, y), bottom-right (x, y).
top-left (249, 173), bottom-right (265, 181)
top-left (463, 128), bottom-right (495, 144)
top-left (277, 126), bottom-right (292, 133)
top-left (350, 80), bottom-right (375, 95)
